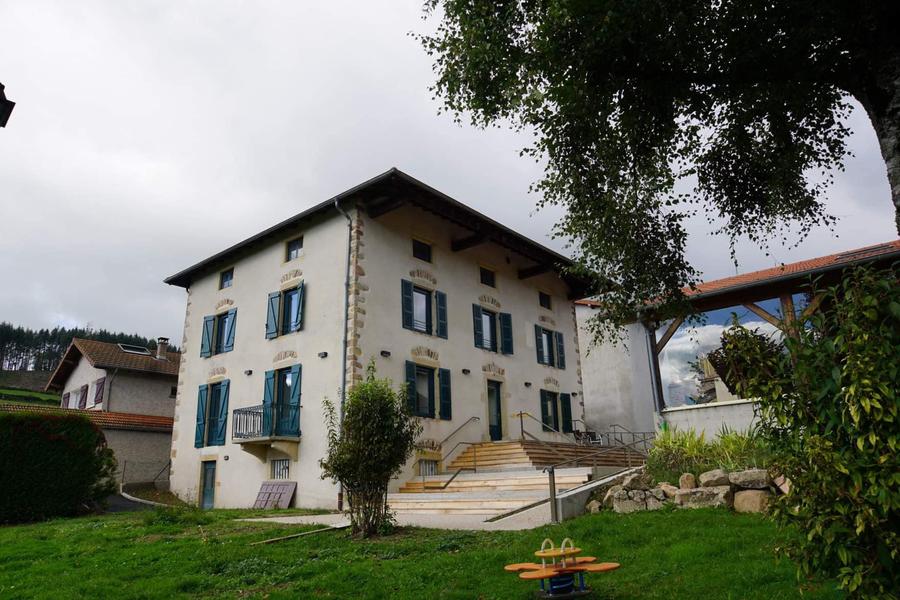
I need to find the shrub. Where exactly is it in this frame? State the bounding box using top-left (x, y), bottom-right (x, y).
top-left (319, 362), bottom-right (421, 538)
top-left (0, 412), bottom-right (117, 523)
top-left (646, 426), bottom-right (771, 483)
top-left (717, 266), bottom-right (899, 599)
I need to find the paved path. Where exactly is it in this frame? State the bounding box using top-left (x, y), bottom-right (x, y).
top-left (242, 502), bottom-right (555, 531)
top-left (105, 494), bottom-right (153, 513)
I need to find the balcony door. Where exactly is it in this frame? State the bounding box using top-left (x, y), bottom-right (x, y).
top-left (487, 380), bottom-right (503, 441)
top-left (276, 368), bottom-right (295, 436)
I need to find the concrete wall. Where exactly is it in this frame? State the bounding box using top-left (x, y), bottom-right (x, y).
top-left (108, 371), bottom-right (176, 418)
top-left (60, 357), bottom-right (107, 409)
top-left (661, 399), bottom-right (758, 438)
top-left (169, 209), bottom-right (347, 509)
top-left (356, 204), bottom-right (584, 488)
top-left (105, 429), bottom-right (173, 485)
top-left (575, 309), bottom-right (656, 433)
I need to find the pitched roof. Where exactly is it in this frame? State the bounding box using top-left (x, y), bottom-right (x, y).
top-left (46, 338), bottom-right (180, 392)
top-left (164, 168), bottom-right (589, 296)
top-left (576, 239), bottom-right (900, 310)
top-left (0, 403), bottom-right (174, 433)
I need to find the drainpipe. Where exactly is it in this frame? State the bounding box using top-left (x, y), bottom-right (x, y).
top-left (334, 196), bottom-right (353, 512)
top-left (107, 368), bottom-right (119, 412)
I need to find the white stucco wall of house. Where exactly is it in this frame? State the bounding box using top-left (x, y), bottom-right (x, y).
top-left (59, 358), bottom-right (108, 409)
top-left (356, 204), bottom-right (584, 489)
top-left (661, 399), bottom-right (758, 438)
top-left (575, 310), bottom-right (657, 434)
top-left (169, 210), bottom-right (347, 509)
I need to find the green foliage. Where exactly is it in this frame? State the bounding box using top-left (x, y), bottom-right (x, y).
top-left (646, 426), bottom-right (772, 483)
top-left (0, 412), bottom-right (117, 523)
top-left (0, 508), bottom-right (843, 599)
top-left (319, 362), bottom-right (421, 538)
top-left (141, 506), bottom-right (213, 528)
top-left (717, 266), bottom-right (899, 599)
top-left (419, 1), bottom-right (900, 342)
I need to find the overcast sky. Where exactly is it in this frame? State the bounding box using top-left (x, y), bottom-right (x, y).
top-left (1, 1), bottom-right (896, 344)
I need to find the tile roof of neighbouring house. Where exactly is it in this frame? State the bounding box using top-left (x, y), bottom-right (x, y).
top-left (45, 338), bottom-right (180, 392)
top-left (576, 239), bottom-right (900, 309)
top-left (0, 403), bottom-right (174, 433)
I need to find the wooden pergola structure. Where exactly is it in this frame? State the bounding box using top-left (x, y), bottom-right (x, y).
top-left (583, 240), bottom-right (900, 412)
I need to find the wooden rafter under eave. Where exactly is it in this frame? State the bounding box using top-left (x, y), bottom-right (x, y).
top-left (654, 316), bottom-right (684, 354)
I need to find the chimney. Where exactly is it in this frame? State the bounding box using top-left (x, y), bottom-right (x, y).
top-left (156, 337), bottom-right (169, 360)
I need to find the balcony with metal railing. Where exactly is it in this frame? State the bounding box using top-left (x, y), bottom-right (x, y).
top-left (232, 403), bottom-right (300, 459)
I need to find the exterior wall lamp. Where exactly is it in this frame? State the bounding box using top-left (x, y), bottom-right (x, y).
top-left (380, 350), bottom-right (391, 358)
top-left (524, 382), bottom-right (532, 387)
top-left (318, 352), bottom-right (328, 359)
top-left (461, 368), bottom-right (471, 375)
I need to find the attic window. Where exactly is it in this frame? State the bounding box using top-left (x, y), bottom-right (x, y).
top-left (118, 344), bottom-right (152, 356)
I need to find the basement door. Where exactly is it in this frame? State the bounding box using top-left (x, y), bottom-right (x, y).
top-left (200, 461), bottom-right (216, 510)
top-left (487, 380), bottom-right (503, 441)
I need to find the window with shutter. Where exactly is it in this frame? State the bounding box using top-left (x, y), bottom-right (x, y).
top-left (555, 332), bottom-right (566, 370)
top-left (194, 385), bottom-right (209, 448)
top-left (406, 362), bottom-right (436, 418)
top-left (266, 283), bottom-right (305, 339)
top-left (560, 393), bottom-right (573, 433)
top-left (61, 392), bottom-right (70, 408)
top-left (435, 291), bottom-right (448, 339)
top-left (540, 389), bottom-right (559, 432)
top-left (78, 384), bottom-right (88, 409)
top-left (438, 368), bottom-right (451, 420)
top-left (472, 304), bottom-right (483, 348)
top-left (499, 313), bottom-right (513, 355)
top-left (200, 316), bottom-right (215, 357)
top-left (93, 377), bottom-right (106, 406)
top-left (401, 280), bottom-right (414, 330)
top-left (266, 292), bottom-right (280, 339)
top-left (262, 370), bottom-right (276, 436)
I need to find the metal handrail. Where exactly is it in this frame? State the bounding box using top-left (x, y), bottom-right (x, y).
top-left (513, 410), bottom-right (574, 439)
top-left (437, 416), bottom-right (480, 448)
top-left (411, 440), bottom-right (481, 488)
top-left (512, 411), bottom-right (569, 462)
top-left (544, 438), bottom-right (650, 523)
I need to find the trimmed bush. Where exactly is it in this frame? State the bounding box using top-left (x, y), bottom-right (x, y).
top-left (0, 412), bottom-right (117, 523)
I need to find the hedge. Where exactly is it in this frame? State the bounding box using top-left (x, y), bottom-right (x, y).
top-left (0, 412), bottom-right (117, 523)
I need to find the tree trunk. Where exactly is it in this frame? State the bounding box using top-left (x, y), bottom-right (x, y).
top-left (856, 53), bottom-right (900, 235)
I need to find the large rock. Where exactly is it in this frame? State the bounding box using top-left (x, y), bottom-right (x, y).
top-left (646, 495), bottom-right (665, 511)
top-left (621, 473), bottom-right (652, 491)
top-left (699, 469), bottom-right (730, 487)
top-left (675, 485), bottom-right (733, 509)
top-left (772, 475), bottom-right (790, 495)
top-left (649, 488), bottom-right (666, 502)
top-left (586, 499), bottom-right (602, 514)
top-left (659, 483), bottom-right (679, 499)
top-left (729, 469), bottom-right (771, 489)
top-left (734, 490), bottom-right (772, 513)
top-left (628, 490), bottom-right (646, 502)
top-left (678, 473), bottom-right (696, 489)
top-left (602, 484), bottom-right (623, 508)
top-left (612, 489), bottom-right (644, 514)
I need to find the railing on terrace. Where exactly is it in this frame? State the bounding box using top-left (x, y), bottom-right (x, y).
top-left (232, 404), bottom-right (300, 440)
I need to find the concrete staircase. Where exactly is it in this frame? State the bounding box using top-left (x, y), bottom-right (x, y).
top-left (388, 441), bottom-right (645, 518)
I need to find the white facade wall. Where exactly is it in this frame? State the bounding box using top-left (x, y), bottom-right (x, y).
top-left (661, 399), bottom-right (758, 438)
top-left (169, 212), bottom-right (347, 509)
top-left (60, 358), bottom-right (107, 409)
top-left (169, 202), bottom-right (585, 508)
top-left (356, 206), bottom-right (583, 486)
top-left (575, 309), bottom-right (657, 433)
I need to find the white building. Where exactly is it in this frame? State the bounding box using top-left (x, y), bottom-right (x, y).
top-left (164, 169), bottom-right (590, 510)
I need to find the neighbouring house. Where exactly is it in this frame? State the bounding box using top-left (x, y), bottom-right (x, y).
top-left (576, 239), bottom-right (900, 437)
top-left (164, 168), bottom-right (594, 510)
top-left (43, 338), bottom-right (180, 485)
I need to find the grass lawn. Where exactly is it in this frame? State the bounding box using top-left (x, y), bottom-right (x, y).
top-left (0, 387), bottom-right (59, 406)
top-left (0, 507), bottom-right (842, 600)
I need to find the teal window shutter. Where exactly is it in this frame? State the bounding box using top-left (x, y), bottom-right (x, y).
top-left (539, 390), bottom-right (551, 432)
top-left (294, 281), bottom-right (305, 331)
top-left (555, 332), bottom-right (566, 369)
top-left (194, 385), bottom-right (209, 448)
top-left (401, 280), bottom-right (414, 330)
top-left (535, 325), bottom-right (545, 364)
top-left (265, 292), bottom-right (280, 339)
top-left (200, 316), bottom-right (214, 357)
top-left (427, 369), bottom-right (435, 418)
top-left (435, 291), bottom-right (448, 338)
top-left (288, 364), bottom-right (302, 436)
top-left (262, 370), bottom-right (275, 436)
top-left (404, 361), bottom-right (416, 412)
top-left (213, 380), bottom-right (230, 445)
top-left (499, 313), bottom-right (513, 355)
top-left (560, 393), bottom-right (573, 433)
top-left (472, 304), bottom-right (483, 348)
top-left (223, 309), bottom-right (237, 352)
top-left (438, 368), bottom-right (451, 420)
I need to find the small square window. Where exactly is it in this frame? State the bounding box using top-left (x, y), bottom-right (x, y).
top-left (480, 267), bottom-right (496, 287)
top-left (169, 385), bottom-right (177, 399)
top-left (219, 268), bottom-right (233, 290)
top-left (271, 459), bottom-right (290, 480)
top-left (286, 237), bottom-right (304, 261)
top-left (539, 292), bottom-right (552, 310)
top-left (412, 239), bottom-right (432, 263)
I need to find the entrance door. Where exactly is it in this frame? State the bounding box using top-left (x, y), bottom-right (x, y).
top-left (487, 380), bottom-right (503, 441)
top-left (200, 461), bottom-right (216, 510)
